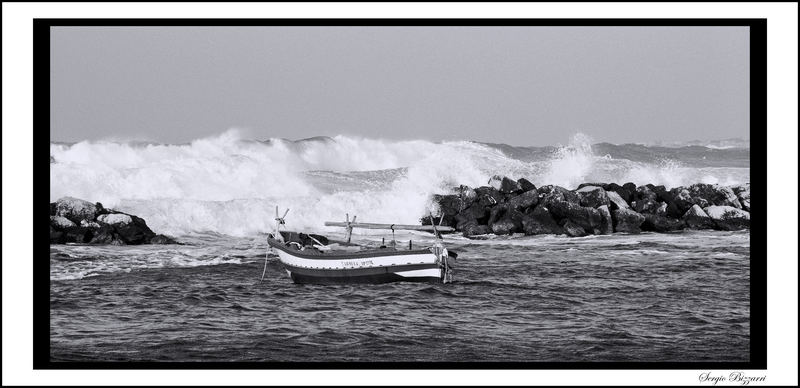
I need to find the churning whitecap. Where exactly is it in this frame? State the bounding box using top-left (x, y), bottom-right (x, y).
top-left (50, 129), bottom-right (749, 237)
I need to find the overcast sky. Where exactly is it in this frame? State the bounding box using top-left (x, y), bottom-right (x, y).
top-left (50, 26), bottom-right (749, 145)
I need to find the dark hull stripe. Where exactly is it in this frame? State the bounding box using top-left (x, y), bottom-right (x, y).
top-left (288, 271), bottom-right (442, 285)
top-left (268, 237), bottom-right (432, 260)
top-left (281, 262), bottom-right (440, 278)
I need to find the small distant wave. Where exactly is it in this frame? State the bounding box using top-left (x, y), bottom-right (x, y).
top-left (645, 138), bottom-right (750, 149)
top-left (49, 243), bottom-right (262, 281)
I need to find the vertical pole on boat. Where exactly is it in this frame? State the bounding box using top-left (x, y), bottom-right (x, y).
top-left (345, 213), bottom-right (356, 244)
top-left (429, 214), bottom-right (441, 275)
top-left (429, 213), bottom-right (441, 240)
top-left (430, 213), bottom-right (449, 283)
top-left (273, 206), bottom-right (289, 243)
top-left (390, 225), bottom-right (396, 248)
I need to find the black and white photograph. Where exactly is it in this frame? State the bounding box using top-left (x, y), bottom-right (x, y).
top-left (4, 1), bottom-right (798, 386)
top-left (43, 21), bottom-right (759, 364)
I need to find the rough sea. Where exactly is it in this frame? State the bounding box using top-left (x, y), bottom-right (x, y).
top-left (49, 131), bottom-right (750, 362)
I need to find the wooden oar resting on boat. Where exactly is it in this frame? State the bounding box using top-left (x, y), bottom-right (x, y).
top-left (264, 208), bottom-right (456, 285)
top-left (323, 212), bottom-right (455, 243)
top-left (324, 221), bottom-right (455, 232)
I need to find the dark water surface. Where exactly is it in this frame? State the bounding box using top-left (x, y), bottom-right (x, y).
top-left (50, 231), bottom-right (750, 362)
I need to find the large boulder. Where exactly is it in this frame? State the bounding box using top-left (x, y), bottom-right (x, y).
top-left (461, 221), bottom-right (492, 238)
top-left (597, 205), bottom-right (613, 235)
top-left (538, 185), bottom-right (580, 207)
top-left (49, 198), bottom-right (177, 245)
top-left (682, 204), bottom-right (716, 229)
top-left (506, 188), bottom-right (539, 211)
top-left (631, 185), bottom-right (661, 214)
top-left (487, 204), bottom-right (507, 227)
top-left (704, 206), bottom-right (750, 231)
top-left (521, 206), bottom-right (564, 235)
top-left (622, 182), bottom-right (638, 201)
top-left (547, 200), bottom-right (602, 232)
top-left (97, 213), bottom-right (133, 225)
top-left (80, 219), bottom-right (101, 228)
top-left (50, 215), bottom-right (75, 229)
top-left (632, 199), bottom-right (660, 214)
top-left (49, 215), bottom-right (92, 243)
top-left (647, 186), bottom-right (683, 218)
top-left (694, 184), bottom-right (742, 208)
top-left (474, 186), bottom-right (505, 207)
top-left (487, 206), bottom-right (525, 233)
top-left (453, 205), bottom-right (489, 230)
top-left (427, 194), bottom-right (466, 227)
top-left (517, 178), bottom-right (536, 193)
top-left (612, 208), bottom-right (646, 234)
top-left (634, 184), bottom-right (659, 201)
top-left (560, 219), bottom-right (588, 237)
top-left (577, 182), bottom-right (607, 190)
top-left (454, 211), bottom-right (478, 230)
top-left (732, 184), bottom-right (750, 211)
top-left (499, 176), bottom-right (523, 194)
top-left (649, 184), bottom-right (669, 200)
top-left (88, 223), bottom-right (125, 245)
top-left (671, 184), bottom-right (742, 215)
top-left (64, 226), bottom-right (94, 243)
top-left (669, 187), bottom-right (698, 215)
top-left (603, 182), bottom-right (636, 203)
top-left (606, 190), bottom-right (631, 211)
top-left (641, 214), bottom-right (685, 232)
top-left (576, 185), bottom-right (610, 208)
top-left (111, 214), bottom-right (157, 244)
top-left (52, 197), bottom-right (102, 224)
top-left (454, 185), bottom-right (477, 203)
top-left (491, 211), bottom-right (524, 235)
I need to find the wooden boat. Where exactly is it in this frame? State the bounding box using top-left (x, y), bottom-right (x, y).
top-left (264, 209), bottom-right (457, 284)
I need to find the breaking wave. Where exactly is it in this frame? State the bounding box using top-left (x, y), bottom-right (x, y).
top-left (50, 129), bottom-right (749, 236)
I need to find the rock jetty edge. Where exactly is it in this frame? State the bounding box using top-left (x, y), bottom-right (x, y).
top-left (423, 176), bottom-right (751, 238)
top-left (50, 197), bottom-right (177, 245)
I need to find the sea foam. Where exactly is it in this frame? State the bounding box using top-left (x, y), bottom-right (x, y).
top-left (50, 129), bottom-right (749, 236)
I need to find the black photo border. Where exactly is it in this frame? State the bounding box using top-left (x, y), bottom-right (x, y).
top-left (34, 18), bottom-right (767, 370)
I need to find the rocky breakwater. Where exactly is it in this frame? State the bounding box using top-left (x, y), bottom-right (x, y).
top-left (50, 197), bottom-right (177, 245)
top-left (423, 176), bottom-right (751, 238)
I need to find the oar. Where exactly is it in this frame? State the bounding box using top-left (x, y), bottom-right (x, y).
top-left (429, 213), bottom-right (442, 240)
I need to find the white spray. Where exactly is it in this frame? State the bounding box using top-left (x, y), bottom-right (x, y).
top-left (50, 129), bottom-right (749, 236)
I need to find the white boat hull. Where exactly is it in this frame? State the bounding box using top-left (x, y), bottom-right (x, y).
top-left (268, 237), bottom-right (446, 284)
